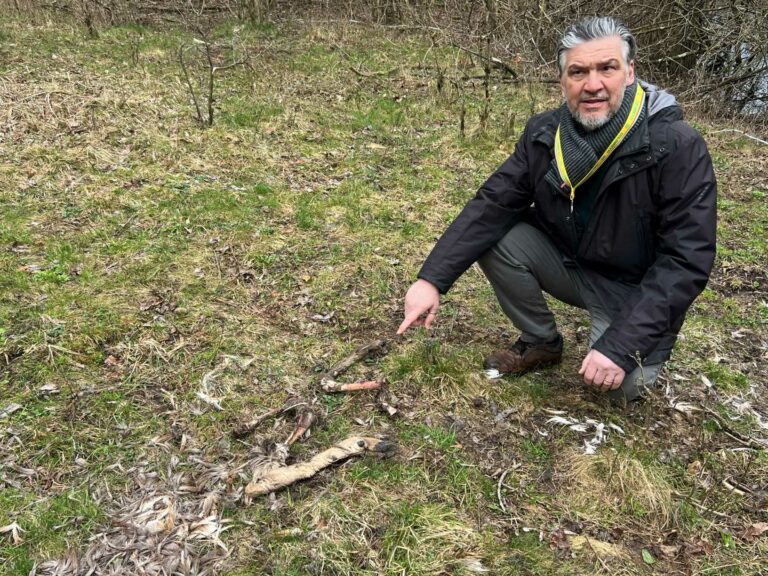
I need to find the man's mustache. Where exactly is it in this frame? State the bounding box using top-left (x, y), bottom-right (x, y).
top-left (579, 94), bottom-right (609, 102)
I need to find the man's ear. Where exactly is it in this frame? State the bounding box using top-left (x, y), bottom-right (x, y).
top-left (626, 60), bottom-right (636, 85)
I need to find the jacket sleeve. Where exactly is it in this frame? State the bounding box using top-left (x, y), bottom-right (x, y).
top-left (592, 125), bottom-right (717, 373)
top-left (417, 122), bottom-right (538, 294)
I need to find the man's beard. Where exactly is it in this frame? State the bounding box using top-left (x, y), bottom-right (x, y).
top-left (569, 82), bottom-right (626, 132)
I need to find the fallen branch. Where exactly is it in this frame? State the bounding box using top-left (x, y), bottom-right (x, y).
top-left (350, 65), bottom-right (399, 78)
top-left (703, 407), bottom-right (768, 450)
top-left (326, 339), bottom-right (387, 378)
top-left (232, 398), bottom-right (305, 439)
top-left (245, 436), bottom-right (395, 497)
top-left (722, 477), bottom-right (749, 496)
top-left (460, 75), bottom-right (558, 84)
top-left (320, 377), bottom-right (383, 393)
top-left (451, 43), bottom-right (518, 78)
top-left (709, 129), bottom-right (768, 146)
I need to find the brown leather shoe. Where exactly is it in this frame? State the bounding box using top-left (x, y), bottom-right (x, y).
top-left (484, 334), bottom-right (563, 378)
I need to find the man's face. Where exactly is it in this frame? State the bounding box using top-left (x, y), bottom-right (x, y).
top-left (560, 36), bottom-right (635, 131)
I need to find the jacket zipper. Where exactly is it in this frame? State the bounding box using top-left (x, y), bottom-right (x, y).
top-left (577, 148), bottom-right (655, 256)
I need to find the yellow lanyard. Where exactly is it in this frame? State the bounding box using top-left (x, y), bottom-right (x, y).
top-left (555, 85), bottom-right (646, 212)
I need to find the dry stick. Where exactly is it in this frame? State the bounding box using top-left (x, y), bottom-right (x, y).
top-left (245, 436), bottom-right (393, 497)
top-left (320, 377), bottom-right (383, 393)
top-left (178, 45), bottom-right (204, 125)
top-left (709, 129), bottom-right (768, 146)
top-left (326, 339), bottom-right (387, 379)
top-left (671, 489), bottom-right (729, 518)
top-left (232, 399), bottom-right (306, 438)
top-left (703, 407), bottom-right (768, 450)
top-left (350, 66), bottom-right (399, 78)
top-left (460, 75), bottom-right (559, 84)
top-left (451, 43), bottom-right (518, 77)
top-left (721, 478), bottom-right (748, 496)
top-left (204, 40), bottom-right (215, 126)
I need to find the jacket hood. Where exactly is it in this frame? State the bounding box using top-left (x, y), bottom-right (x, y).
top-left (640, 79), bottom-right (681, 119)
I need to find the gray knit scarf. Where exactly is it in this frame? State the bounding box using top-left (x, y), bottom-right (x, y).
top-left (545, 80), bottom-right (645, 194)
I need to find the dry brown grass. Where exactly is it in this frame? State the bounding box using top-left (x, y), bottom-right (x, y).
top-left (558, 448), bottom-right (674, 532)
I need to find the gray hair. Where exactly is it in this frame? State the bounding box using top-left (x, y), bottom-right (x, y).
top-left (556, 17), bottom-right (637, 76)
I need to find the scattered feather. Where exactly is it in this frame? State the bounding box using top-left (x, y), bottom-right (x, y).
top-left (29, 442), bottom-right (280, 575)
top-left (546, 416), bottom-right (575, 426)
top-left (546, 413), bottom-right (622, 454)
top-left (0, 521), bottom-right (24, 544)
top-left (459, 557), bottom-right (490, 573)
top-left (607, 423), bottom-right (625, 435)
top-left (196, 391), bottom-right (224, 411)
top-left (0, 403), bottom-right (22, 420)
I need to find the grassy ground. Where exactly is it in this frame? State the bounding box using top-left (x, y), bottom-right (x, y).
top-left (1, 13), bottom-right (767, 576)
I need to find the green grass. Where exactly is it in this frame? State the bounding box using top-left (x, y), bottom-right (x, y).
top-left (0, 12), bottom-right (766, 576)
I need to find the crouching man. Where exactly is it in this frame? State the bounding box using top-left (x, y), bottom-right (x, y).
top-left (397, 16), bottom-right (717, 402)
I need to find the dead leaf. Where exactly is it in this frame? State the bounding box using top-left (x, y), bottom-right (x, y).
top-left (684, 538), bottom-right (713, 556)
top-left (744, 522), bottom-right (768, 541)
top-left (549, 528), bottom-right (571, 555)
top-left (659, 544), bottom-right (680, 558)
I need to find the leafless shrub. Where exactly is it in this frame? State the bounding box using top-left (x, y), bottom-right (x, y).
top-left (2, 0), bottom-right (765, 118)
top-left (323, 0), bottom-right (768, 119)
top-left (177, 17), bottom-right (250, 127)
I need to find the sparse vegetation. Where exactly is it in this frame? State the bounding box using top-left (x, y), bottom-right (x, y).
top-left (1, 9), bottom-right (767, 576)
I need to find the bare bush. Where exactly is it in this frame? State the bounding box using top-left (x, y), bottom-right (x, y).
top-left (2, 0), bottom-right (765, 117)
top-left (324, 0), bottom-right (768, 118)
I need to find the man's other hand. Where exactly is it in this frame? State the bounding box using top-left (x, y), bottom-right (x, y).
top-left (397, 279), bottom-right (440, 335)
top-left (579, 349), bottom-right (625, 391)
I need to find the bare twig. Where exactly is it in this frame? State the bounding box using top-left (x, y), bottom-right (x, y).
top-left (721, 478), bottom-right (748, 496)
top-left (451, 43), bottom-right (517, 77)
top-left (703, 407), bottom-right (768, 450)
top-left (583, 535), bottom-right (611, 573)
top-left (320, 377), bottom-right (383, 393)
top-left (326, 339), bottom-right (387, 379)
top-left (350, 65), bottom-right (399, 78)
top-left (232, 398), bottom-right (306, 439)
top-left (671, 489), bottom-right (729, 518)
top-left (709, 129), bottom-right (768, 146)
top-left (178, 45), bottom-right (204, 125)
